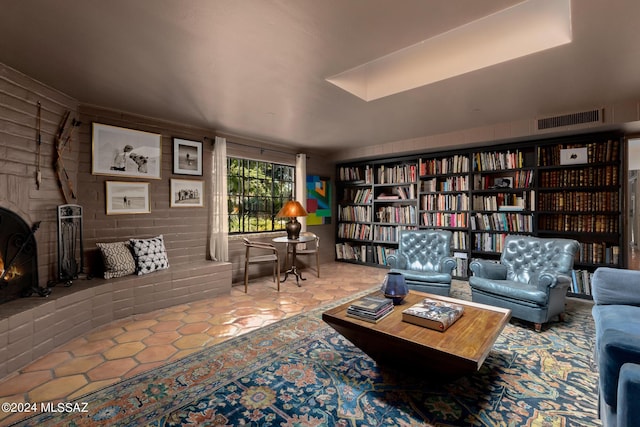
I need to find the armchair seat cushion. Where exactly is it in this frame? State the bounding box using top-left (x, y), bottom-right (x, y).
top-left (469, 277), bottom-right (548, 306)
top-left (390, 268), bottom-right (451, 284)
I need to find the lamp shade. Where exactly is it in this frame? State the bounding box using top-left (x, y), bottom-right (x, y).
top-left (276, 200), bottom-right (308, 218)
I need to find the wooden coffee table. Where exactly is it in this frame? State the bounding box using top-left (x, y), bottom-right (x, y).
top-left (322, 290), bottom-right (511, 376)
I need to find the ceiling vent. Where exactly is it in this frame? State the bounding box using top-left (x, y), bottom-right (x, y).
top-left (536, 109), bottom-right (603, 130)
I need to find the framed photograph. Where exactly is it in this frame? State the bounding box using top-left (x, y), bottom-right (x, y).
top-left (173, 138), bottom-right (203, 176)
top-left (171, 179), bottom-right (204, 207)
top-left (492, 177), bottom-right (512, 189)
top-left (105, 181), bottom-right (150, 215)
top-left (92, 123), bottom-right (162, 179)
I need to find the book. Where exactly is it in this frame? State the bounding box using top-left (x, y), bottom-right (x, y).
top-left (348, 296), bottom-right (393, 314)
top-left (346, 305), bottom-right (394, 323)
top-left (402, 298), bottom-right (465, 331)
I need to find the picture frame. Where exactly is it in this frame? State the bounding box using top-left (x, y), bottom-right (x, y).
top-left (170, 179), bottom-right (204, 208)
top-left (105, 181), bottom-right (150, 215)
top-left (172, 138), bottom-right (203, 176)
top-left (92, 123), bottom-right (162, 179)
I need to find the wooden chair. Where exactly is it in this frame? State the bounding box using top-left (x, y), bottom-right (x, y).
top-left (287, 231), bottom-right (320, 278)
top-left (243, 238), bottom-right (280, 292)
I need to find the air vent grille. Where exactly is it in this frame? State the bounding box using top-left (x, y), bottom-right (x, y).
top-left (537, 109), bottom-right (602, 130)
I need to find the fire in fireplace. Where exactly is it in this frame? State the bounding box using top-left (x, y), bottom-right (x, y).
top-left (0, 207), bottom-right (50, 303)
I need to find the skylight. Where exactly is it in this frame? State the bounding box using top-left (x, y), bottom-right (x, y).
top-left (326, 0), bottom-right (572, 101)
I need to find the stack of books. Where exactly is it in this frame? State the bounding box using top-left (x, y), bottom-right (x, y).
top-left (346, 296), bottom-right (394, 323)
top-left (402, 298), bottom-right (464, 332)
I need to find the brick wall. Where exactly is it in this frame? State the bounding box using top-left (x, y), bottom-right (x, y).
top-left (0, 62), bottom-right (79, 288)
top-left (77, 105), bottom-right (216, 274)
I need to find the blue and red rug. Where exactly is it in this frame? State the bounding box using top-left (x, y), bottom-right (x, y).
top-left (15, 290), bottom-right (599, 426)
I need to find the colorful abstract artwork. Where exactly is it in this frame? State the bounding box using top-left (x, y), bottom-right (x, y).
top-left (306, 175), bottom-right (331, 225)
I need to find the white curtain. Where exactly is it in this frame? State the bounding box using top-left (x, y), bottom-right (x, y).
top-left (296, 153), bottom-right (307, 232)
top-left (209, 136), bottom-right (229, 261)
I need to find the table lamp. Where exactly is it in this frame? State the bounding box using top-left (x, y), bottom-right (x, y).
top-left (276, 200), bottom-right (308, 240)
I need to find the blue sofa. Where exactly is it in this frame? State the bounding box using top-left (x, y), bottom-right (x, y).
top-left (591, 267), bottom-right (640, 427)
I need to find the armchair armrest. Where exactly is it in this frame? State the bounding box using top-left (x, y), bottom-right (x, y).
top-left (536, 271), bottom-right (572, 290)
top-left (601, 330), bottom-right (640, 408)
top-left (247, 241), bottom-right (278, 253)
top-left (618, 363), bottom-right (640, 427)
top-left (438, 256), bottom-right (457, 275)
top-left (386, 252), bottom-right (408, 269)
top-left (592, 267), bottom-right (640, 306)
top-left (469, 259), bottom-right (508, 280)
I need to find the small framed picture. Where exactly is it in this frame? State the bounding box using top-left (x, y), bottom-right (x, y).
top-left (172, 138), bottom-right (203, 176)
top-left (492, 177), bottom-right (512, 189)
top-left (92, 123), bottom-right (162, 179)
top-left (105, 181), bottom-right (150, 215)
top-left (171, 179), bottom-right (204, 207)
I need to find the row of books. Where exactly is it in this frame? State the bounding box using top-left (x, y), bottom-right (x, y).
top-left (335, 243), bottom-right (397, 265)
top-left (376, 184), bottom-right (417, 200)
top-left (337, 223), bottom-right (372, 240)
top-left (539, 166), bottom-right (619, 187)
top-left (473, 150), bottom-right (525, 171)
top-left (537, 191), bottom-right (619, 212)
top-left (421, 193), bottom-right (469, 211)
top-left (419, 155), bottom-right (470, 175)
top-left (470, 212), bottom-right (533, 232)
top-left (338, 165), bottom-right (373, 183)
top-left (421, 176), bottom-right (469, 192)
top-left (347, 296), bottom-right (394, 323)
top-left (372, 225), bottom-right (417, 242)
top-left (452, 252), bottom-right (469, 277)
top-left (375, 205), bottom-right (417, 224)
top-left (474, 170), bottom-right (534, 189)
top-left (571, 269), bottom-right (594, 295)
top-left (577, 243), bottom-right (620, 265)
top-left (538, 214), bottom-right (619, 233)
top-left (421, 212), bottom-right (467, 228)
top-left (472, 233), bottom-right (507, 253)
top-left (538, 140), bottom-right (620, 166)
top-left (342, 187), bottom-right (373, 204)
top-left (377, 164), bottom-right (417, 184)
top-left (338, 205), bottom-right (372, 222)
top-left (472, 192), bottom-right (534, 211)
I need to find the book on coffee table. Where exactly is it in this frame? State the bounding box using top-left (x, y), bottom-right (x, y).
top-left (346, 304), bottom-right (394, 323)
top-left (346, 296), bottom-right (394, 323)
top-left (402, 298), bottom-right (464, 331)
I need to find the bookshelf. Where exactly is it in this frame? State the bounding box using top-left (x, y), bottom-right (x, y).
top-left (335, 132), bottom-right (625, 298)
top-left (419, 154), bottom-right (470, 278)
top-left (536, 137), bottom-right (622, 297)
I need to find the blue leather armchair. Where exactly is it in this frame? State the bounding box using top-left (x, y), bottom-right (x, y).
top-left (469, 235), bottom-right (579, 332)
top-left (591, 267), bottom-right (640, 427)
top-left (386, 230), bottom-right (456, 296)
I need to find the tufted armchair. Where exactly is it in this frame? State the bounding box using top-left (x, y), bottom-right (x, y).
top-left (469, 235), bottom-right (579, 332)
top-left (386, 230), bottom-right (456, 296)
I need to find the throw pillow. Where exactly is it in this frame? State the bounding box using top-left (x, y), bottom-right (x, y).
top-left (129, 235), bottom-right (170, 275)
top-left (96, 241), bottom-right (136, 279)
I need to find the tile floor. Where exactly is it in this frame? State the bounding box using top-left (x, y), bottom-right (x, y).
top-left (0, 262), bottom-right (387, 426)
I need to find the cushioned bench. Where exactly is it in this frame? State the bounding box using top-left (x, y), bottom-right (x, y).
top-left (0, 259), bottom-right (231, 379)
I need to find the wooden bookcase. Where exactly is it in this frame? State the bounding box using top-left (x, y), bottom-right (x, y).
top-left (335, 132), bottom-right (625, 298)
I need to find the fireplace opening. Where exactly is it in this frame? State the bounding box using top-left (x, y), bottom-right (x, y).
top-left (0, 207), bottom-right (50, 304)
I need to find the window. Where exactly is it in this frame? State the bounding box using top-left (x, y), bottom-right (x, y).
top-left (227, 157), bottom-right (295, 233)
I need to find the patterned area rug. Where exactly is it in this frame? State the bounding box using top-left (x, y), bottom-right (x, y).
top-left (14, 286), bottom-right (599, 427)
